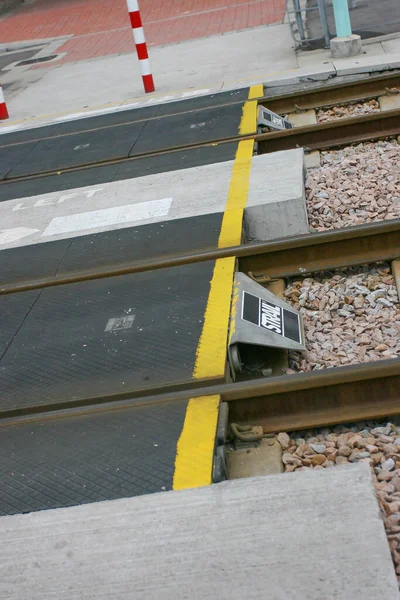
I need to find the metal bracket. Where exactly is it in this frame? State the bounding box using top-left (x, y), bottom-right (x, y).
top-left (228, 272), bottom-right (305, 373)
top-left (258, 106), bottom-right (293, 131)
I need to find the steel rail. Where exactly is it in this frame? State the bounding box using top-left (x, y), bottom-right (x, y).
top-left (2, 71), bottom-right (398, 152)
top-left (260, 71), bottom-right (400, 114)
top-left (2, 107), bottom-right (400, 183)
top-left (256, 108), bottom-right (400, 153)
top-left (0, 359), bottom-right (398, 432)
top-left (2, 220), bottom-right (398, 295)
top-left (0, 98), bottom-right (251, 149)
top-left (227, 359), bottom-right (400, 433)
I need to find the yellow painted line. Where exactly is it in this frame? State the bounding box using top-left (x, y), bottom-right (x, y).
top-left (193, 256), bottom-right (236, 379)
top-left (248, 83), bottom-right (264, 99)
top-left (173, 85), bottom-right (258, 491)
top-left (173, 395), bottom-right (220, 490)
top-left (0, 78), bottom-right (266, 130)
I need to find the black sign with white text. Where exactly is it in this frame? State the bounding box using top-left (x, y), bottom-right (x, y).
top-left (242, 292), bottom-right (301, 343)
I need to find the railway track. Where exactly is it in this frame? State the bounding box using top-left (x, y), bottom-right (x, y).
top-left (0, 74), bottom-right (398, 426)
top-left (0, 73), bottom-right (399, 538)
top-left (0, 219), bottom-right (398, 427)
top-left (1, 72), bottom-right (400, 183)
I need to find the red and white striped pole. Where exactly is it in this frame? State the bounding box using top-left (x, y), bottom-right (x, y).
top-left (0, 85), bottom-right (9, 120)
top-left (126, 0), bottom-right (155, 94)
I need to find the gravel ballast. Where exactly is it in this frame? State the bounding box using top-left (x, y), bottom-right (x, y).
top-left (306, 140), bottom-right (400, 231)
top-left (278, 419), bottom-right (400, 587)
top-left (283, 263), bottom-right (400, 372)
top-left (316, 99), bottom-right (380, 122)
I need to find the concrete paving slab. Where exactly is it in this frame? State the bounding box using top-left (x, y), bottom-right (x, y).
top-left (0, 150), bottom-right (307, 250)
top-left (227, 438), bottom-right (284, 478)
top-left (333, 51), bottom-right (400, 76)
top-left (378, 94), bottom-right (400, 110)
top-left (4, 26), bottom-right (296, 123)
top-left (262, 63), bottom-right (336, 87)
top-left (244, 149), bottom-right (308, 241)
top-left (287, 109), bottom-right (317, 126)
top-left (0, 463), bottom-right (398, 599)
top-left (296, 42), bottom-right (387, 68)
top-left (383, 38), bottom-right (400, 53)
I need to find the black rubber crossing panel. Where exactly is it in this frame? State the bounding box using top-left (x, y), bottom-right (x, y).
top-left (0, 142), bottom-right (237, 203)
top-left (0, 290), bottom-right (41, 356)
top-left (0, 212), bottom-right (223, 286)
top-left (0, 261), bottom-right (216, 413)
top-left (0, 105), bottom-right (160, 147)
top-left (6, 121), bottom-right (146, 178)
top-left (0, 399), bottom-right (188, 515)
top-left (0, 88), bottom-right (248, 148)
top-left (0, 238), bottom-right (70, 286)
top-left (58, 212), bottom-right (223, 275)
top-left (130, 104), bottom-right (245, 156)
top-left (113, 141), bottom-right (238, 181)
top-left (0, 141), bottom-right (38, 180)
top-left (0, 163), bottom-right (121, 203)
top-left (156, 88), bottom-right (249, 116)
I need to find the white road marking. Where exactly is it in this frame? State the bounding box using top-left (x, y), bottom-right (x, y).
top-left (42, 198), bottom-right (173, 237)
top-left (12, 188), bottom-right (103, 211)
top-left (74, 143), bottom-right (90, 150)
top-left (0, 227), bottom-right (40, 245)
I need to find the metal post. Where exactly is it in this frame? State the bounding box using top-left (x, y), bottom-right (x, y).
top-left (330, 0), bottom-right (362, 57)
top-left (292, 0), bottom-right (306, 41)
top-left (332, 0), bottom-right (352, 37)
top-left (317, 0), bottom-right (331, 48)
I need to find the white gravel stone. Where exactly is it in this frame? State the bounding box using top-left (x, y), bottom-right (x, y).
top-left (382, 458), bottom-right (396, 471)
top-left (284, 263), bottom-right (400, 372)
top-left (306, 140), bottom-right (400, 231)
top-left (280, 419), bottom-right (400, 588)
top-left (309, 443), bottom-right (326, 454)
top-left (316, 99), bottom-right (380, 123)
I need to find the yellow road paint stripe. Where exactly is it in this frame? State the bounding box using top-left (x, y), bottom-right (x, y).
top-left (239, 99), bottom-right (258, 135)
top-left (172, 86), bottom-right (259, 491)
top-left (193, 87), bottom-right (257, 380)
top-left (248, 83), bottom-right (264, 99)
top-left (193, 256), bottom-right (236, 379)
top-left (173, 395), bottom-right (220, 490)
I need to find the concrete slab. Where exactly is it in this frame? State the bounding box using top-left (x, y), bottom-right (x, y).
top-left (287, 109), bottom-right (317, 126)
top-left (4, 26), bottom-right (296, 123)
top-left (382, 38), bottom-right (400, 53)
top-left (0, 150), bottom-right (307, 250)
top-left (296, 42), bottom-right (386, 68)
top-left (244, 149), bottom-right (308, 241)
top-left (263, 63), bottom-right (336, 88)
top-left (0, 463), bottom-right (398, 599)
top-left (332, 51), bottom-right (400, 76)
top-left (378, 94), bottom-right (400, 110)
top-left (304, 150), bottom-right (321, 168)
top-left (227, 437), bottom-right (284, 478)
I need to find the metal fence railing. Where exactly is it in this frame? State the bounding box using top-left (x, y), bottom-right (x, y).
top-left (286, 0), bottom-right (400, 50)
